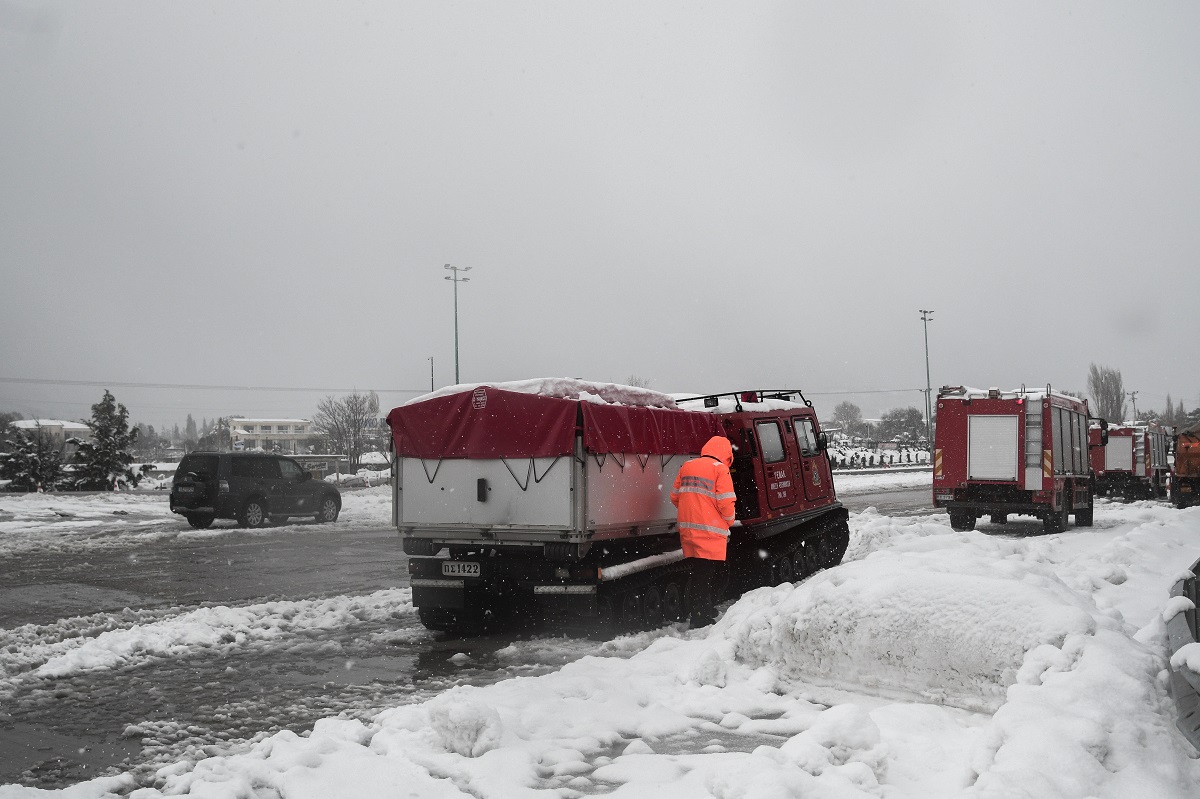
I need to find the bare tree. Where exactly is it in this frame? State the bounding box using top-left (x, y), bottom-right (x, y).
top-left (1087, 364), bottom-right (1126, 422)
top-left (625, 375), bottom-right (651, 389)
top-left (312, 391), bottom-right (380, 469)
top-left (829, 401), bottom-right (864, 437)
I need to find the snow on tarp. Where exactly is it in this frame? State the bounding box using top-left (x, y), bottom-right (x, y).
top-left (387, 379), bottom-right (723, 459)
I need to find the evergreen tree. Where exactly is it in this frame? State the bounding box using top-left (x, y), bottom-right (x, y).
top-left (185, 414), bottom-right (197, 441)
top-left (72, 390), bottom-right (140, 489)
top-left (0, 423), bottom-right (65, 491)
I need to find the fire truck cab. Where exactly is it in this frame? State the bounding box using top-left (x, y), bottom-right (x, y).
top-left (933, 386), bottom-right (1100, 533)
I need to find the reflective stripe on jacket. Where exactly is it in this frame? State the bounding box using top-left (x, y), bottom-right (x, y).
top-left (670, 436), bottom-right (736, 561)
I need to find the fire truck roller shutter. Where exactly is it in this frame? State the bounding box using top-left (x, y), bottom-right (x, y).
top-left (1106, 436), bottom-right (1134, 472)
top-left (968, 415), bottom-right (1020, 481)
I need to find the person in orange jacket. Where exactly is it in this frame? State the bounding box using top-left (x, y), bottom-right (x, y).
top-left (671, 435), bottom-right (736, 625)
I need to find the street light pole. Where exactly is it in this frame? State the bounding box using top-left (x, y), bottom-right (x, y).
top-left (919, 310), bottom-right (935, 450)
top-left (444, 264), bottom-right (472, 384)
top-left (427, 356), bottom-right (434, 391)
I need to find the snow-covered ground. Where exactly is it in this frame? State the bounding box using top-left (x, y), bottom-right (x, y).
top-left (3, 482), bottom-right (1200, 797)
top-left (0, 487), bottom-right (393, 558)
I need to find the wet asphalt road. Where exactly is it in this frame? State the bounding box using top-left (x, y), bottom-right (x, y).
top-left (0, 483), bottom-right (933, 791)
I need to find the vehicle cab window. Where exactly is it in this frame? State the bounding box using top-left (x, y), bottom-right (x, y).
top-left (278, 458), bottom-right (302, 480)
top-left (793, 417), bottom-right (819, 455)
top-left (255, 458), bottom-right (281, 479)
top-left (756, 421), bottom-right (787, 463)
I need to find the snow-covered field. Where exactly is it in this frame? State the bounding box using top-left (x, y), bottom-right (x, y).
top-left (3, 483), bottom-right (1200, 797)
top-left (0, 487), bottom-right (393, 558)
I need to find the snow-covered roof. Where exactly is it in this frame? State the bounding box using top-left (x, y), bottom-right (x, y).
top-left (12, 419), bottom-right (90, 431)
top-left (231, 418), bottom-right (310, 424)
top-left (937, 385), bottom-right (1085, 404)
top-left (359, 451), bottom-right (390, 465)
top-left (404, 378), bottom-right (678, 408)
top-left (673, 394), bottom-right (809, 413)
top-left (402, 379), bottom-right (815, 414)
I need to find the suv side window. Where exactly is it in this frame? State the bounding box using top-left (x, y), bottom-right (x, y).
top-left (231, 458), bottom-right (256, 479)
top-left (278, 458), bottom-right (302, 480)
top-left (255, 458), bottom-right (281, 479)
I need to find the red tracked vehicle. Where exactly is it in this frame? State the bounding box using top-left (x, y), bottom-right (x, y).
top-left (386, 380), bottom-right (849, 633)
top-left (933, 385), bottom-right (1104, 533)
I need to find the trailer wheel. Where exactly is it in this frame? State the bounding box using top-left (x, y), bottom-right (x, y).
top-left (661, 582), bottom-right (684, 622)
top-left (417, 607), bottom-right (486, 636)
top-left (642, 586), bottom-right (664, 627)
top-left (948, 510), bottom-right (976, 532)
top-left (619, 592), bottom-right (642, 628)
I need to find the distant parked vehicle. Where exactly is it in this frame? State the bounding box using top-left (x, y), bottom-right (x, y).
top-left (169, 452), bottom-right (341, 529)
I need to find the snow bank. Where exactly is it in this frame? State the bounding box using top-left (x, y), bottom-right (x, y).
top-left (724, 548), bottom-right (1100, 712)
top-left (0, 589), bottom-right (414, 687)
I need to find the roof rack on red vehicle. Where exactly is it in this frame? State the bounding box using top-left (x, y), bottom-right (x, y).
top-left (675, 389), bottom-right (812, 413)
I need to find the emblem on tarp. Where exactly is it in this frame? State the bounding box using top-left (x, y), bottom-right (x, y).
top-left (472, 387), bottom-right (488, 409)
top-left (812, 466), bottom-right (821, 486)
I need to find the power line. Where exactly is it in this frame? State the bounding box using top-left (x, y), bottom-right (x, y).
top-left (0, 379), bottom-right (429, 393)
top-left (806, 388), bottom-right (925, 396)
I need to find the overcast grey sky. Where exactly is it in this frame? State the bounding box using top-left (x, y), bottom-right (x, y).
top-left (2, 1), bottom-right (1198, 430)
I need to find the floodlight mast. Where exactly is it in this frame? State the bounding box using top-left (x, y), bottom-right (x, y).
top-left (444, 264), bottom-right (472, 384)
top-left (920, 309), bottom-right (935, 450)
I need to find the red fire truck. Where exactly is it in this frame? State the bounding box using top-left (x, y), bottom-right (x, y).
top-left (933, 386), bottom-right (1102, 533)
top-left (1088, 422), bottom-right (1170, 500)
top-left (387, 380), bottom-right (849, 633)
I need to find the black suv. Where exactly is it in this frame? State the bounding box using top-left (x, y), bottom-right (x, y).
top-left (170, 452), bottom-right (341, 529)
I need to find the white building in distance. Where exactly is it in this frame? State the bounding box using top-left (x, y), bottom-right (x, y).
top-left (229, 418), bottom-right (313, 455)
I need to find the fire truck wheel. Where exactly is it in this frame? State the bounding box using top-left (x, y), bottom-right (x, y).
top-left (948, 510), bottom-right (976, 532)
top-left (1074, 504), bottom-right (1094, 527)
top-left (1043, 498), bottom-right (1069, 534)
top-left (661, 582), bottom-right (684, 622)
top-left (989, 513), bottom-right (1007, 525)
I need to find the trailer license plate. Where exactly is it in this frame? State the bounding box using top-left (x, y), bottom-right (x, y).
top-left (177, 486), bottom-right (194, 493)
top-left (442, 561), bottom-right (480, 577)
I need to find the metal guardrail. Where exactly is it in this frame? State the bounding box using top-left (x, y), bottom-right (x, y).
top-left (1167, 556), bottom-right (1200, 751)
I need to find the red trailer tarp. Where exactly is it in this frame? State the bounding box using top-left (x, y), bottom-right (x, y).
top-left (387, 386), bottom-right (724, 459)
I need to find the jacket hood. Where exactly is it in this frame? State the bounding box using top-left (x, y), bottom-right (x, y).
top-left (701, 436), bottom-right (734, 467)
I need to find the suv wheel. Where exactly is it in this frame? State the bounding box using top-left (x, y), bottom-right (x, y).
top-left (239, 498), bottom-right (268, 528)
top-left (317, 495), bottom-right (340, 523)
